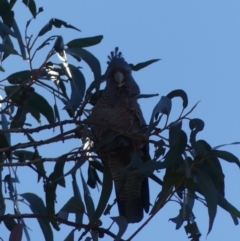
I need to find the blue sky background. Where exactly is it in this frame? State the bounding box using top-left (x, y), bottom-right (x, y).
top-left (1, 0), bottom-right (240, 240)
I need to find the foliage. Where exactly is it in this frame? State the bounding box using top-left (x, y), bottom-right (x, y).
top-left (0, 1), bottom-right (240, 241)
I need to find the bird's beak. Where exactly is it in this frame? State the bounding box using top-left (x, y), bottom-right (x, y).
top-left (114, 71), bottom-right (124, 87)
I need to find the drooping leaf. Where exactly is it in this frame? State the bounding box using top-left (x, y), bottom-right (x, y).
top-left (22, 0), bottom-right (37, 17)
top-left (0, 21), bottom-right (17, 38)
top-left (50, 158), bottom-right (66, 187)
top-left (28, 92), bottom-right (55, 124)
top-left (64, 229), bottom-right (75, 241)
top-left (6, 70), bottom-right (32, 84)
top-left (3, 218), bottom-right (17, 231)
top-left (166, 89), bottom-right (188, 109)
top-left (1, 113), bottom-right (10, 145)
top-left (2, 33), bottom-right (14, 61)
top-left (111, 216), bottom-right (128, 241)
top-left (72, 174), bottom-right (84, 229)
top-left (90, 164), bottom-right (112, 223)
top-left (65, 48), bottom-right (101, 93)
top-left (67, 35), bottom-right (103, 48)
top-left (129, 59), bottom-right (160, 71)
top-left (38, 18), bottom-right (80, 37)
top-left (64, 65), bottom-right (86, 116)
top-left (189, 118), bottom-right (205, 147)
top-left (138, 93), bottom-right (159, 99)
top-left (80, 170), bottom-right (95, 219)
top-left (12, 19), bottom-right (27, 59)
top-left (20, 193), bottom-right (53, 241)
top-left (147, 96), bottom-right (172, 135)
top-left (209, 150), bottom-right (240, 168)
top-left (0, 43), bottom-right (19, 55)
top-left (195, 171), bottom-right (218, 235)
top-left (59, 196), bottom-right (85, 213)
top-left (169, 121), bottom-right (182, 148)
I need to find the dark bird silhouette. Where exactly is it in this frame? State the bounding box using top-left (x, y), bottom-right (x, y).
top-left (89, 48), bottom-right (149, 223)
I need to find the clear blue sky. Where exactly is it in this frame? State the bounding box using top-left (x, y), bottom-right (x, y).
top-left (1, 0), bottom-right (240, 240)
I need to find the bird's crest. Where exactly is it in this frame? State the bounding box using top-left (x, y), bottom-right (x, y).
top-left (107, 47), bottom-right (125, 65)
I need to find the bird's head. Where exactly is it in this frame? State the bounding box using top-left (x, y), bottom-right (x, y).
top-left (105, 47), bottom-right (134, 89)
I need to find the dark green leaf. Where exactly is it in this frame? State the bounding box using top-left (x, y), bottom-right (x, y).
top-left (60, 196), bottom-right (85, 213)
top-left (196, 171), bottom-right (217, 234)
top-left (50, 158), bottom-right (66, 187)
top-left (80, 170), bottom-right (95, 219)
top-left (147, 96), bottom-right (172, 135)
top-left (166, 89), bottom-right (188, 109)
top-left (90, 164), bottom-right (112, 223)
top-left (64, 229), bottom-right (74, 241)
top-left (12, 19), bottom-right (27, 59)
top-left (138, 93), bottom-right (159, 99)
top-left (189, 118), bottom-right (205, 147)
top-left (54, 36), bottom-right (64, 55)
top-left (65, 48), bottom-right (101, 93)
top-left (9, 223), bottom-right (23, 241)
top-left (0, 43), bottom-right (19, 55)
top-left (20, 193), bottom-right (54, 241)
top-left (129, 59), bottom-right (160, 71)
top-left (54, 104), bottom-right (60, 122)
top-left (139, 131), bottom-right (187, 173)
top-left (72, 174), bottom-right (84, 229)
top-left (1, 113), bottom-right (10, 145)
top-left (6, 70), bottom-right (32, 84)
top-left (218, 194), bottom-right (240, 222)
top-left (67, 35), bottom-right (103, 48)
top-left (87, 163), bottom-right (97, 188)
top-left (0, 21), bottom-right (16, 38)
top-left (64, 65), bottom-right (86, 115)
top-left (111, 216), bottom-right (128, 241)
top-left (169, 121), bottom-right (182, 148)
top-left (38, 18), bottom-right (80, 37)
top-left (209, 150), bottom-right (240, 168)
top-left (28, 92), bottom-right (55, 124)
top-left (46, 173), bottom-right (60, 231)
top-left (22, 0), bottom-right (37, 17)
top-left (4, 218), bottom-right (17, 231)
top-left (2, 33), bottom-right (14, 61)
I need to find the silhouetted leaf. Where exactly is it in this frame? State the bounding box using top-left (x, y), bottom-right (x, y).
top-left (20, 193), bottom-right (53, 241)
top-left (89, 90), bottom-right (103, 106)
top-left (196, 171), bottom-right (217, 235)
top-left (129, 59), bottom-right (160, 71)
top-left (3, 218), bottom-right (17, 231)
top-left (0, 44), bottom-right (19, 55)
top-left (169, 121), bottom-right (182, 148)
top-left (28, 92), bottom-right (55, 124)
top-left (209, 150), bottom-right (240, 168)
top-left (90, 164), bottom-right (112, 223)
top-left (138, 93), bottom-right (159, 99)
top-left (22, 0), bottom-right (37, 17)
top-left (0, 21), bottom-right (16, 38)
top-left (60, 196), bottom-right (85, 213)
top-left (166, 89), bottom-right (188, 109)
top-left (65, 48), bottom-right (101, 93)
top-left (148, 96), bottom-right (172, 135)
top-left (12, 19), bottom-right (26, 59)
top-left (67, 35), bottom-right (103, 48)
top-left (80, 171), bottom-right (95, 219)
top-left (72, 174), bottom-right (84, 229)
top-left (64, 229), bottom-right (74, 241)
top-left (64, 65), bottom-right (86, 115)
top-left (51, 158), bottom-right (66, 187)
top-left (38, 18), bottom-right (80, 37)
top-left (6, 70), bottom-right (32, 84)
top-left (111, 216), bottom-right (128, 241)
top-left (189, 118), bottom-right (205, 147)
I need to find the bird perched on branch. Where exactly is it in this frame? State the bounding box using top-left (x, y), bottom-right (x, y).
top-left (89, 47), bottom-right (149, 223)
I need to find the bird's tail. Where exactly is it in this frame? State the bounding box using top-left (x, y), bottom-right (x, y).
top-left (116, 178), bottom-right (149, 223)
